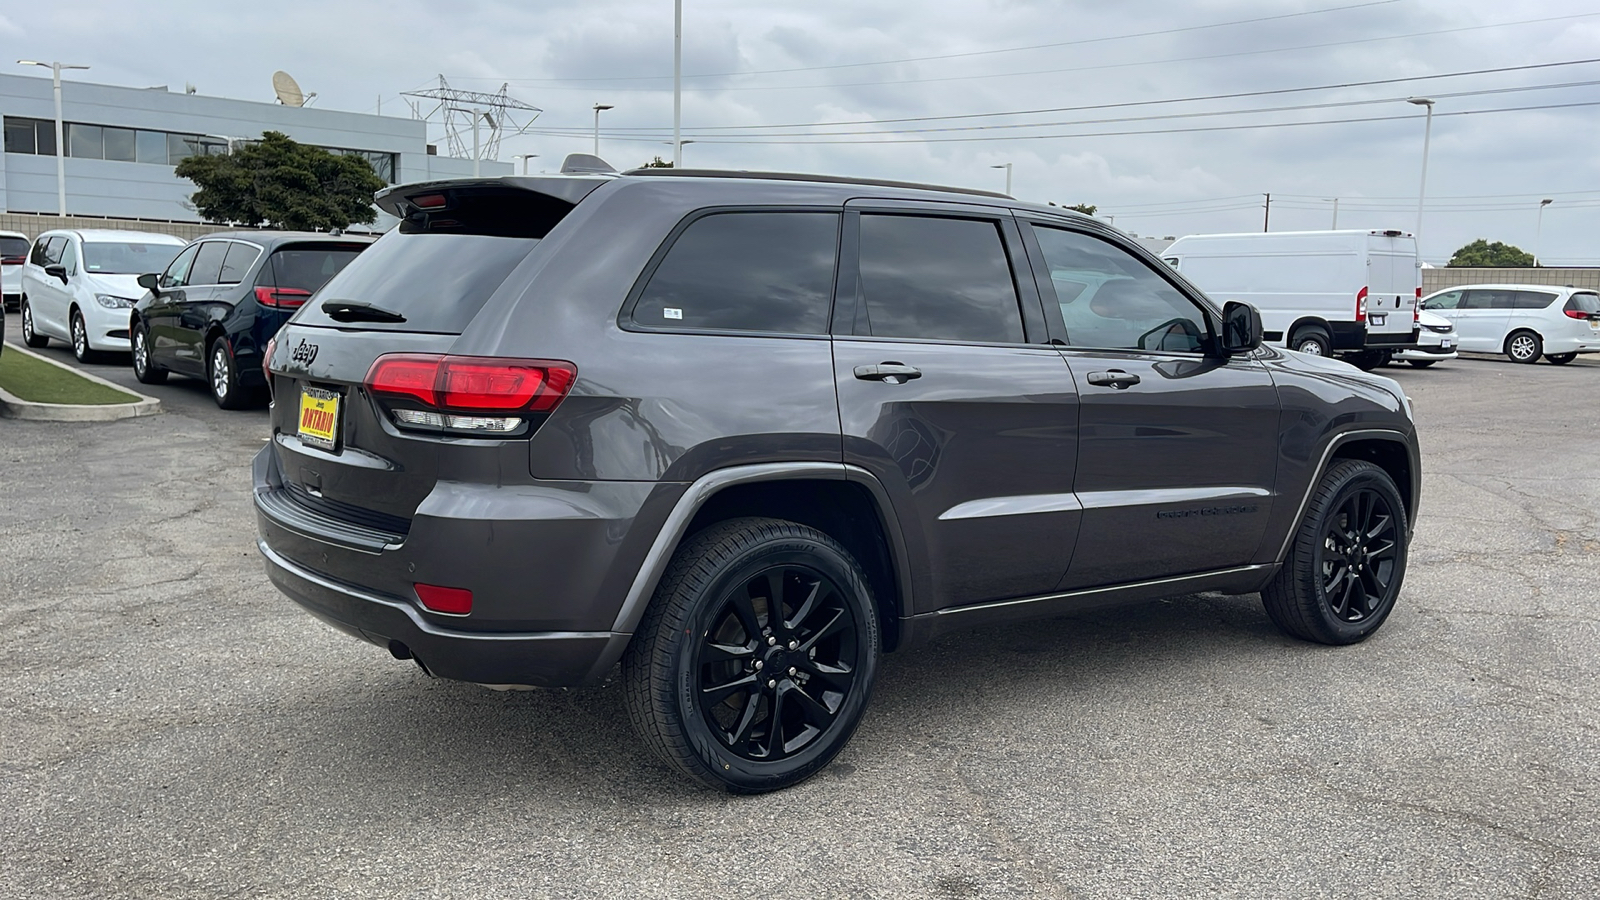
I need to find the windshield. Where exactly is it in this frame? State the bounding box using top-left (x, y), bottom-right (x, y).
top-left (81, 241), bottom-right (183, 275)
top-left (290, 232), bottom-right (538, 333)
top-left (1, 236), bottom-right (29, 261)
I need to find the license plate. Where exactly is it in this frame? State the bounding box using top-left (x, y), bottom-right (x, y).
top-left (1370, 314), bottom-right (1386, 326)
top-left (297, 387), bottom-right (340, 450)
top-left (1440, 339), bottom-right (1453, 349)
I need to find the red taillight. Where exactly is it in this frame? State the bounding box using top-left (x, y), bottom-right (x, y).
top-left (1356, 286), bottom-right (1369, 324)
top-left (263, 335), bottom-right (277, 384)
top-left (1564, 309), bottom-right (1591, 320)
top-left (254, 286), bottom-right (311, 309)
top-left (412, 193), bottom-right (448, 209)
top-left (1414, 287), bottom-right (1422, 323)
top-left (0, 256), bottom-right (25, 266)
top-left (366, 354), bottom-right (576, 413)
top-left (414, 583), bottom-right (472, 615)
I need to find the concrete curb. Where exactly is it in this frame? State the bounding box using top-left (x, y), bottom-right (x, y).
top-left (0, 342), bottom-right (161, 421)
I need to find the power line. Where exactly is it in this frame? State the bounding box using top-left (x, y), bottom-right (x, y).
top-left (460, 11), bottom-right (1600, 94)
top-left (454, 0), bottom-right (1402, 84)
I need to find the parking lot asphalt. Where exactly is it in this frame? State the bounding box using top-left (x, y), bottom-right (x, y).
top-left (2, 343), bottom-right (1598, 899)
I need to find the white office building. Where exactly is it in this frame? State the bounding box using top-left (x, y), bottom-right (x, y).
top-left (1, 71), bottom-right (507, 239)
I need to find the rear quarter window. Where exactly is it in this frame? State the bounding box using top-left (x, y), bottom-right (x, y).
top-left (630, 211), bottom-right (840, 335)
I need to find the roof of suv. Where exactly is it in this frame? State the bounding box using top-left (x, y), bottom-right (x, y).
top-left (194, 231), bottom-right (379, 247)
top-left (617, 167), bottom-right (1014, 201)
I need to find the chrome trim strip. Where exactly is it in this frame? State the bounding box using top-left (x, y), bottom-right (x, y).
top-left (933, 563), bottom-right (1275, 617)
top-left (610, 462), bottom-right (852, 633)
top-left (939, 493), bottom-right (1082, 521)
top-left (1272, 428), bottom-right (1414, 562)
top-left (258, 539), bottom-right (610, 643)
top-left (1076, 485), bottom-right (1271, 510)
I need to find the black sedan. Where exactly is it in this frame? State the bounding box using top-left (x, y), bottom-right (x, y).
top-left (131, 232), bottom-right (373, 408)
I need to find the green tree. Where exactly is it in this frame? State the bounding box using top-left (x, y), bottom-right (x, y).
top-left (1448, 239), bottom-right (1535, 268)
top-left (641, 156), bottom-right (674, 168)
top-left (1066, 203), bottom-right (1098, 215)
top-left (175, 131), bottom-right (386, 230)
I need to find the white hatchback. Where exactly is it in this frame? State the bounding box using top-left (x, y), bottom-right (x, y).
top-left (1420, 284), bottom-right (1600, 365)
top-left (19, 229), bottom-right (186, 362)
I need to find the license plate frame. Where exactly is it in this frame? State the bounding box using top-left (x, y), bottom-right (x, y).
top-left (1440, 339), bottom-right (1453, 349)
top-left (1369, 314), bottom-right (1387, 327)
top-left (297, 386), bottom-right (341, 451)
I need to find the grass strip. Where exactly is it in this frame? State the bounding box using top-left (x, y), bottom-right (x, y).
top-left (0, 347), bottom-right (142, 405)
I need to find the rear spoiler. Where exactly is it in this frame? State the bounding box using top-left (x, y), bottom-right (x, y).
top-left (374, 175), bottom-right (611, 219)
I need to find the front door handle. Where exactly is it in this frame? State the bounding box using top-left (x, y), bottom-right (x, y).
top-left (1086, 370), bottom-right (1141, 389)
top-left (854, 362), bottom-right (922, 384)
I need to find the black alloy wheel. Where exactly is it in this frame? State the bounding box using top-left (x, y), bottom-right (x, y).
top-left (132, 325), bottom-right (167, 385)
top-left (1315, 487), bottom-right (1400, 624)
top-left (624, 517), bottom-right (880, 793)
top-left (1546, 352), bottom-right (1577, 365)
top-left (1262, 459), bottom-right (1408, 645)
top-left (21, 299), bottom-right (48, 348)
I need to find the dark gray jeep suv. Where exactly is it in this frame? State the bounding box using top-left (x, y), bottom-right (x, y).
top-left (255, 166), bottom-right (1419, 793)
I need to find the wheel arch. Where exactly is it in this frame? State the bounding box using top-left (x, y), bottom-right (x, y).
top-left (1272, 429), bottom-right (1419, 563)
top-left (1502, 327), bottom-right (1543, 355)
top-left (610, 463), bottom-right (916, 652)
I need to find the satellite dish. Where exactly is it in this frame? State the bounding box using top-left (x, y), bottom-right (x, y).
top-left (272, 70), bottom-right (305, 107)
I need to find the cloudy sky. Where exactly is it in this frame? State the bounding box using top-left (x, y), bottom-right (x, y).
top-left (6, 0), bottom-right (1598, 263)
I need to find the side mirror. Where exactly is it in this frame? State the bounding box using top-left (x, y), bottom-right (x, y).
top-left (44, 263), bottom-right (68, 284)
top-left (137, 272), bottom-right (161, 295)
top-left (1219, 301), bottom-right (1263, 354)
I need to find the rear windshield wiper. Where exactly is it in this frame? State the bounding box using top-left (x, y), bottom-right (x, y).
top-left (321, 300), bottom-right (407, 324)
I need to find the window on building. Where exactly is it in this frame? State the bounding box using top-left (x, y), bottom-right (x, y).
top-left (4, 117), bottom-right (55, 156)
top-left (856, 214), bottom-right (1025, 344)
top-left (633, 212), bottom-right (839, 334)
top-left (135, 130), bottom-right (167, 164)
top-left (68, 123), bottom-right (103, 160)
top-left (103, 127), bottom-right (137, 162)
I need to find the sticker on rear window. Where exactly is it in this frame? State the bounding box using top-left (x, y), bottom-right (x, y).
top-left (663, 307), bottom-right (683, 320)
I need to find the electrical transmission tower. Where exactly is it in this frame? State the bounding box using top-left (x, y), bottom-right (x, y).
top-left (401, 76), bottom-right (541, 164)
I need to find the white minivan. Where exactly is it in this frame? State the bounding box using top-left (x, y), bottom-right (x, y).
top-left (1420, 284), bottom-right (1600, 364)
top-left (19, 229), bottom-right (186, 362)
top-left (1162, 229), bottom-right (1421, 367)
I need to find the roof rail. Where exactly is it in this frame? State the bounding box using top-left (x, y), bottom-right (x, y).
top-left (619, 167), bottom-right (1012, 200)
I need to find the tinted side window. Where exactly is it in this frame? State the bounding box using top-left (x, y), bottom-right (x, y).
top-left (188, 242), bottom-right (229, 286)
top-left (42, 237), bottom-right (66, 266)
top-left (29, 237), bottom-right (53, 266)
top-left (1513, 290), bottom-right (1557, 310)
top-left (856, 214), bottom-right (1023, 343)
top-left (634, 211), bottom-right (838, 334)
top-left (218, 242), bottom-right (260, 284)
top-left (1031, 225), bottom-right (1209, 353)
top-left (59, 239), bottom-right (79, 275)
top-left (160, 245), bottom-right (199, 288)
top-left (1460, 290), bottom-right (1504, 310)
top-left (1424, 290), bottom-right (1463, 310)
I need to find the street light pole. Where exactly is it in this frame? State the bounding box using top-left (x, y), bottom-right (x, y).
top-left (18, 59), bottom-right (90, 216)
top-left (1327, 198), bottom-right (1339, 229)
top-left (990, 163), bottom-right (1012, 195)
top-left (592, 103), bottom-right (614, 158)
top-left (673, 0), bottom-right (682, 168)
top-left (1408, 97), bottom-right (1435, 254)
top-left (1535, 198), bottom-right (1553, 267)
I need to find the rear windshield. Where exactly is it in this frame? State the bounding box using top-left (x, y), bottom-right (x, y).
top-left (1, 236), bottom-right (29, 260)
top-left (288, 231), bottom-right (537, 333)
top-left (259, 244), bottom-right (367, 293)
top-left (1568, 293), bottom-right (1600, 314)
top-left (81, 241), bottom-right (183, 275)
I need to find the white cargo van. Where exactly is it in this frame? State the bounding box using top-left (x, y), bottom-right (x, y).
top-left (1162, 230), bottom-right (1420, 366)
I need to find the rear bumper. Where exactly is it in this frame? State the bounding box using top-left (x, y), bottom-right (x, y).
top-left (252, 442), bottom-right (679, 687)
top-left (259, 539), bottom-right (628, 686)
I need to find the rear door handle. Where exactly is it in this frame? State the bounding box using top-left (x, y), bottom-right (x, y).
top-left (854, 362), bottom-right (922, 384)
top-left (1086, 370), bottom-right (1141, 389)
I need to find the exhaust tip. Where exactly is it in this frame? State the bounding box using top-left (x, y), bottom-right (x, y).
top-left (387, 639), bottom-right (412, 660)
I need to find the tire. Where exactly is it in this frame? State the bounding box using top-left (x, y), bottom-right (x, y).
top-left (1262, 459), bottom-right (1409, 645)
top-left (207, 338), bottom-right (249, 410)
top-left (622, 516), bottom-right (881, 794)
top-left (1346, 350), bottom-right (1388, 371)
top-left (20, 298), bottom-right (48, 348)
top-left (1406, 360), bottom-right (1437, 368)
top-left (1546, 352), bottom-right (1577, 365)
top-left (1506, 330), bottom-right (1542, 364)
top-left (1289, 326), bottom-right (1332, 356)
top-left (131, 324), bottom-right (168, 385)
top-left (70, 309), bottom-right (101, 363)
